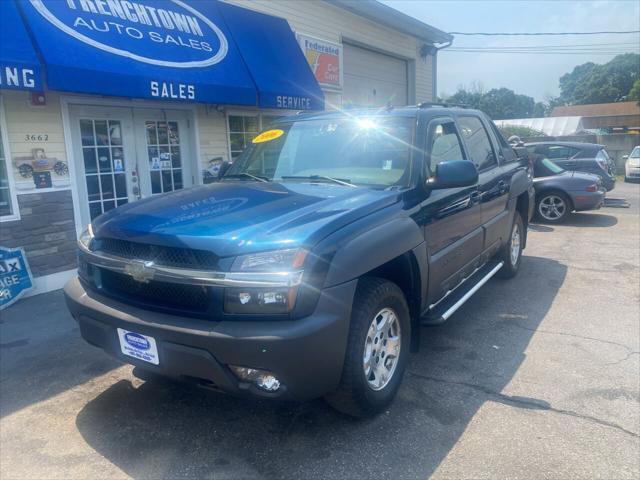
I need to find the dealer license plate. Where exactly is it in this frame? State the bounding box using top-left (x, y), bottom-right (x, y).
top-left (117, 328), bottom-right (159, 365)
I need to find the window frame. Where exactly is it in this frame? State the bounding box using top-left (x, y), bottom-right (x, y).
top-left (456, 114), bottom-right (499, 172)
top-left (0, 95), bottom-right (20, 222)
top-left (425, 116), bottom-right (467, 177)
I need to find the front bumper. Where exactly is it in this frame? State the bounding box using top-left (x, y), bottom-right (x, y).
top-left (626, 166), bottom-right (640, 179)
top-left (64, 277), bottom-right (357, 401)
top-left (571, 189), bottom-right (606, 212)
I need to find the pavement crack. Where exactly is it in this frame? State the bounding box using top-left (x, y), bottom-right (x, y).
top-left (604, 351), bottom-right (640, 366)
top-left (407, 371), bottom-right (640, 439)
top-left (509, 323), bottom-right (636, 353)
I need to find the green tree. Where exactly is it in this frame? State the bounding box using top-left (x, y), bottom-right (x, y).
top-left (629, 79), bottom-right (640, 103)
top-left (498, 125), bottom-right (547, 139)
top-left (446, 87), bottom-right (540, 120)
top-left (557, 53), bottom-right (640, 105)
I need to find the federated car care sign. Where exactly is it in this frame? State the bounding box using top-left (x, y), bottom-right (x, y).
top-left (297, 34), bottom-right (342, 90)
top-left (0, 247), bottom-right (33, 310)
top-left (28, 0), bottom-right (228, 68)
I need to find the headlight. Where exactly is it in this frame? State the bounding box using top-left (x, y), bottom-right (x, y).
top-left (231, 248), bottom-right (307, 272)
top-left (630, 157), bottom-right (640, 167)
top-left (225, 248), bottom-right (307, 314)
top-left (78, 224), bottom-right (94, 251)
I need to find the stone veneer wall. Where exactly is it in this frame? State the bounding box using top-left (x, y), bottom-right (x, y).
top-left (0, 190), bottom-right (77, 277)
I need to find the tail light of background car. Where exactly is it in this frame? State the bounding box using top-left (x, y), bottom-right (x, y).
top-left (585, 184), bottom-right (599, 192)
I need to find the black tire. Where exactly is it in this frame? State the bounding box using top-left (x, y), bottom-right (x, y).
top-left (535, 191), bottom-right (571, 224)
top-left (325, 277), bottom-right (410, 417)
top-left (18, 164), bottom-right (33, 178)
top-left (497, 211), bottom-right (524, 279)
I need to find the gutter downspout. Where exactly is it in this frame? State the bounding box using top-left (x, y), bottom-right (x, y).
top-left (431, 40), bottom-right (453, 101)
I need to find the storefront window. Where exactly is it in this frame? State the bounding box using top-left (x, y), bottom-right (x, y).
top-left (228, 114), bottom-right (259, 161)
top-left (0, 121), bottom-right (15, 218)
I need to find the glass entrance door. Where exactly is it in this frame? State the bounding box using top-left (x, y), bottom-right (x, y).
top-left (133, 109), bottom-right (192, 199)
top-left (70, 106), bottom-right (137, 224)
top-left (70, 106), bottom-right (194, 226)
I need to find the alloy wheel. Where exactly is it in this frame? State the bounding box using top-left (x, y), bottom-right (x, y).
top-left (510, 222), bottom-right (521, 266)
top-left (363, 308), bottom-right (401, 391)
top-left (539, 195), bottom-right (566, 221)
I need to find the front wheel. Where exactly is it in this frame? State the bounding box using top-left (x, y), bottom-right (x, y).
top-left (325, 278), bottom-right (410, 417)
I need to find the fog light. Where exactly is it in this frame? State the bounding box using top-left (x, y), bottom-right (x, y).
top-left (229, 365), bottom-right (281, 392)
top-left (224, 287), bottom-right (295, 314)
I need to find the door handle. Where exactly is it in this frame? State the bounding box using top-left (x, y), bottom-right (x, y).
top-left (469, 191), bottom-right (481, 205)
top-left (497, 180), bottom-right (508, 194)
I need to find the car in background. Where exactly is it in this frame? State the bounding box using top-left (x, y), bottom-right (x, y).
top-left (623, 146), bottom-right (640, 182)
top-left (526, 141), bottom-right (616, 192)
top-left (531, 155), bottom-right (605, 223)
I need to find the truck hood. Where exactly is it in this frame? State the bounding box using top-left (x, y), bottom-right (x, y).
top-left (92, 181), bottom-right (400, 258)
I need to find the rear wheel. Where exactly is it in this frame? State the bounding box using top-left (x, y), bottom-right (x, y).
top-left (497, 211), bottom-right (524, 279)
top-left (325, 278), bottom-right (410, 417)
top-left (536, 192), bottom-right (570, 223)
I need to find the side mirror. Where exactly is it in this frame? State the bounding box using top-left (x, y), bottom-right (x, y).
top-left (204, 157), bottom-right (230, 183)
top-left (513, 146), bottom-right (529, 159)
top-left (219, 160), bottom-right (231, 177)
top-left (428, 160), bottom-right (478, 189)
top-left (622, 155), bottom-right (629, 160)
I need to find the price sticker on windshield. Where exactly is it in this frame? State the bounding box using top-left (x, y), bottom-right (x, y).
top-left (252, 129), bottom-right (284, 144)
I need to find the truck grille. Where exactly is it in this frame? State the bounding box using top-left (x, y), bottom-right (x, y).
top-left (94, 238), bottom-right (219, 269)
top-left (98, 268), bottom-right (212, 315)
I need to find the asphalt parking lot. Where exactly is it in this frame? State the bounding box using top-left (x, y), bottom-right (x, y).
top-left (1, 182), bottom-right (639, 480)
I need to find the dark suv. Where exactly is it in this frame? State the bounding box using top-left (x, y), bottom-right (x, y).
top-left (526, 141), bottom-right (616, 191)
top-left (65, 105), bottom-right (535, 417)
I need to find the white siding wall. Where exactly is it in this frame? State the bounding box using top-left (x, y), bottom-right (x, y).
top-left (224, 0), bottom-right (434, 102)
top-left (2, 90), bottom-right (70, 191)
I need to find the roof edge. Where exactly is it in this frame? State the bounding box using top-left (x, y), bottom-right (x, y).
top-left (327, 0), bottom-right (453, 45)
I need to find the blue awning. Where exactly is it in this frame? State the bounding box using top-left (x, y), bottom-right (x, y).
top-left (218, 2), bottom-right (324, 110)
top-left (0, 0), bottom-right (43, 91)
top-left (13, 0), bottom-right (323, 109)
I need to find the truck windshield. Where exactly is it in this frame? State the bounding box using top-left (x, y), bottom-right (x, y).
top-left (224, 117), bottom-right (414, 188)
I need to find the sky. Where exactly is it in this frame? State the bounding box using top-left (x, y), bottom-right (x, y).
top-left (381, 0), bottom-right (640, 102)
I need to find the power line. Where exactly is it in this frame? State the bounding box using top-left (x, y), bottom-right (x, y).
top-left (448, 30), bottom-right (640, 36)
top-left (446, 50), bottom-right (637, 55)
top-left (449, 42), bottom-right (639, 50)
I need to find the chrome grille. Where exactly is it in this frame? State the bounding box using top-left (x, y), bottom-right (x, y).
top-left (94, 238), bottom-right (219, 269)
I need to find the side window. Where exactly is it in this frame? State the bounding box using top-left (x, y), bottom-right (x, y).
top-left (458, 116), bottom-right (497, 171)
top-left (427, 120), bottom-right (465, 174)
top-left (546, 145), bottom-right (578, 160)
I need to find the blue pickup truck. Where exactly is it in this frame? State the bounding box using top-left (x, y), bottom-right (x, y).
top-left (65, 105), bottom-right (534, 417)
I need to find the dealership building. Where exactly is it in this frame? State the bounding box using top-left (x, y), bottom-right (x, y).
top-left (0, 0), bottom-right (451, 298)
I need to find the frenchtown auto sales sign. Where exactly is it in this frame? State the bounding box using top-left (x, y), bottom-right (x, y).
top-left (28, 0), bottom-right (229, 68)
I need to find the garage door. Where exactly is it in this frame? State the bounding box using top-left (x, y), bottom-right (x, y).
top-left (343, 43), bottom-right (408, 107)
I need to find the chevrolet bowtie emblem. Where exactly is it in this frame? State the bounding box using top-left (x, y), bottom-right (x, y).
top-left (124, 260), bottom-right (156, 283)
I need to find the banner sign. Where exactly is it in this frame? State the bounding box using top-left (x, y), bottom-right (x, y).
top-left (0, 247), bottom-right (34, 310)
top-left (0, 0), bottom-right (43, 91)
top-left (297, 34), bottom-right (342, 90)
top-left (18, 0), bottom-right (258, 105)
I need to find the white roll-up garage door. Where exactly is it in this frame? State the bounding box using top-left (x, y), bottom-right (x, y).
top-left (343, 43), bottom-right (408, 107)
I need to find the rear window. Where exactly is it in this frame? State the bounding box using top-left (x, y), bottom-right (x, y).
top-left (546, 145), bottom-right (579, 160)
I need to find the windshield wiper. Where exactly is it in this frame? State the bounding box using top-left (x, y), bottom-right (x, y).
top-left (281, 175), bottom-right (357, 187)
top-left (223, 172), bottom-right (269, 182)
